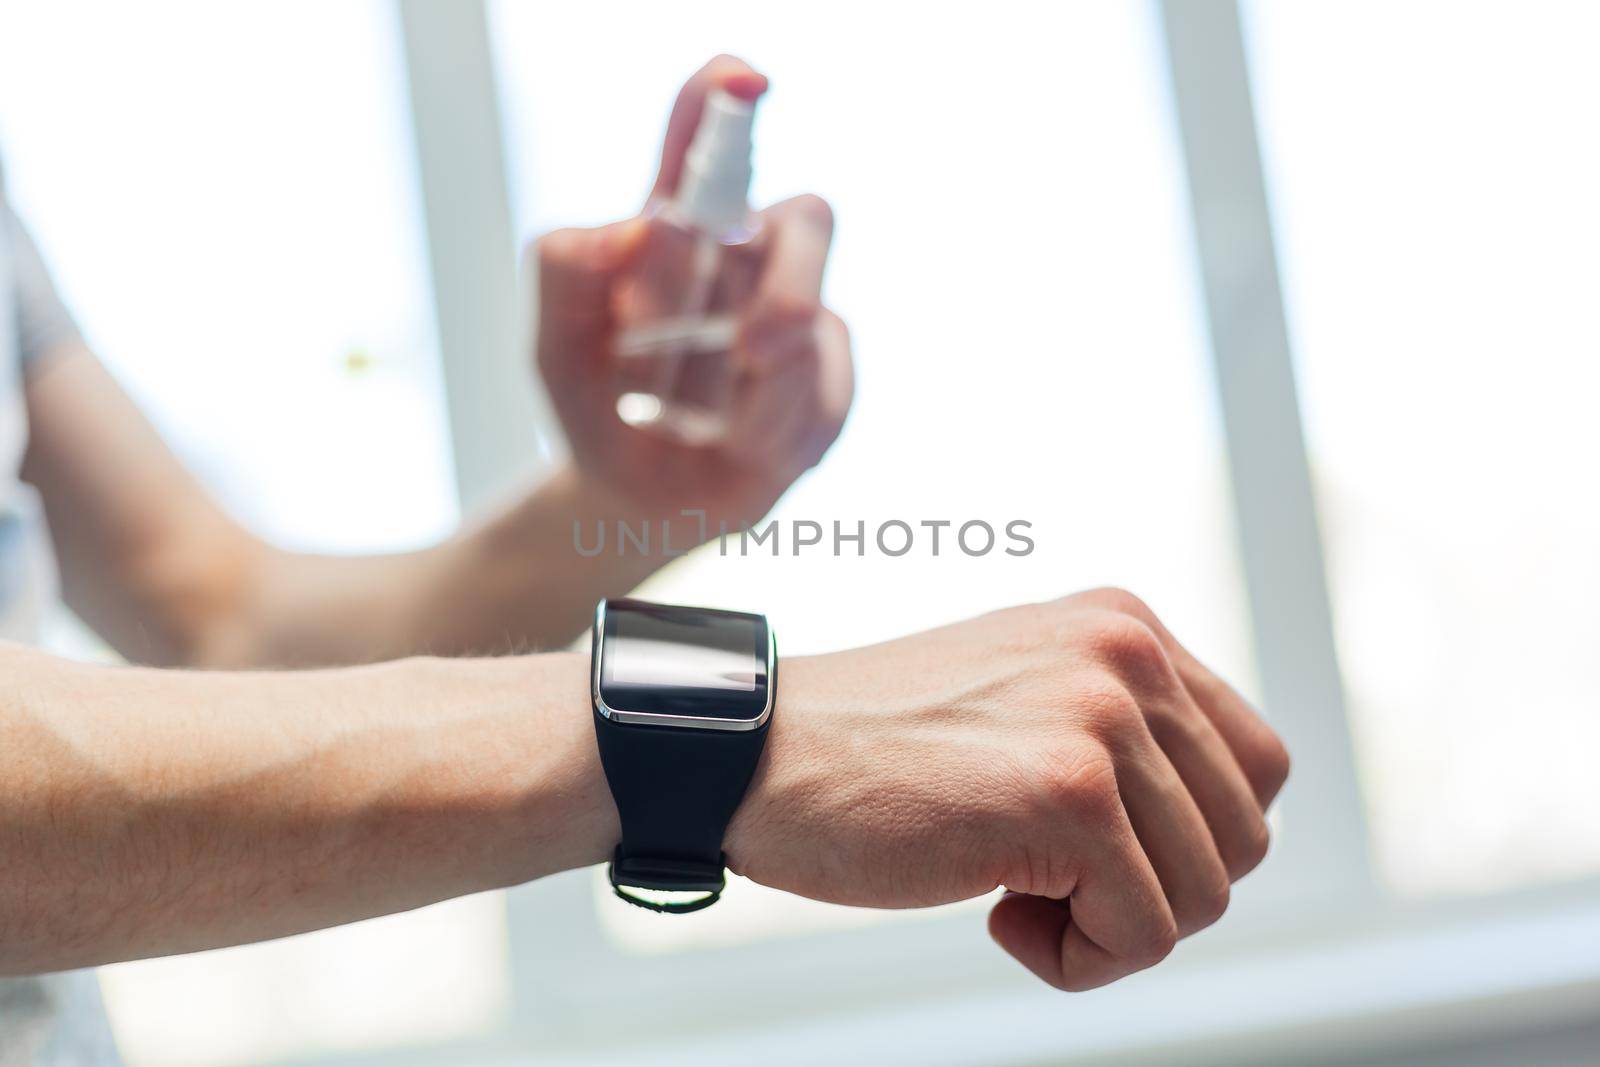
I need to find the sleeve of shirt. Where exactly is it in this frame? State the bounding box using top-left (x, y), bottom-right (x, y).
top-left (5, 200), bottom-right (84, 371)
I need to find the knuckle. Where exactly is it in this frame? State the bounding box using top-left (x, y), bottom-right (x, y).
top-left (1035, 751), bottom-right (1121, 821)
top-left (1085, 615), bottom-right (1170, 687)
top-left (1254, 731), bottom-right (1292, 796)
top-left (1071, 677), bottom-right (1145, 746)
top-left (534, 227), bottom-right (578, 268)
top-left (1079, 585), bottom-right (1154, 621)
top-left (1224, 817), bottom-right (1272, 879)
top-left (1130, 916), bottom-right (1179, 968)
top-left (1181, 877), bottom-right (1231, 933)
top-left (792, 192), bottom-right (835, 232)
top-left (821, 307), bottom-right (851, 348)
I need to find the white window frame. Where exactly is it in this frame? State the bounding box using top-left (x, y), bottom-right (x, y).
top-left (379, 1), bottom-right (1600, 1064)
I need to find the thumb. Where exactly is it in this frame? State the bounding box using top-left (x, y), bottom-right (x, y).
top-left (532, 218), bottom-right (643, 381)
top-left (648, 54), bottom-right (768, 204)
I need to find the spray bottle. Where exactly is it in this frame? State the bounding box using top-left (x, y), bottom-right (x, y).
top-left (612, 89), bottom-right (762, 444)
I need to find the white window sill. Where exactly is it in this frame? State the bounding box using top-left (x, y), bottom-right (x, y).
top-left (285, 878), bottom-right (1600, 1067)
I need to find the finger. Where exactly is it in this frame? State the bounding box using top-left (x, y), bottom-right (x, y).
top-left (1078, 589), bottom-right (1291, 808)
top-left (532, 219), bottom-right (644, 383)
top-left (724, 309), bottom-right (852, 480)
top-left (1106, 721), bottom-right (1234, 935)
top-left (739, 195), bottom-right (835, 375)
top-left (805, 310), bottom-right (854, 460)
top-left (724, 338), bottom-right (817, 467)
top-left (989, 805), bottom-right (1176, 991)
top-left (988, 894), bottom-right (1074, 986)
top-left (1170, 653), bottom-right (1291, 810)
top-left (1145, 688), bottom-right (1273, 881)
top-left (648, 55), bottom-right (768, 204)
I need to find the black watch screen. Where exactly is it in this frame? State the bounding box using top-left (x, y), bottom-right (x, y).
top-left (597, 598), bottom-right (771, 723)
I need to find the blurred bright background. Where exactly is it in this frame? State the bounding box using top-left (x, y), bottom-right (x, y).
top-left (0, 1), bottom-right (1596, 1065)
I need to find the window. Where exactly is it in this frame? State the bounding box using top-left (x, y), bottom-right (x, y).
top-left (1243, 0), bottom-right (1600, 898)
top-left (0, 3), bottom-right (502, 1064)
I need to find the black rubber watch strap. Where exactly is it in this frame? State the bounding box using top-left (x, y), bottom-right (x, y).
top-left (593, 708), bottom-right (769, 906)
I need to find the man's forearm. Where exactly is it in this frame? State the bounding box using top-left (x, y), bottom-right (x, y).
top-left (22, 346), bottom-right (677, 670)
top-left (0, 643), bottom-right (611, 975)
top-left (208, 464), bottom-right (675, 668)
top-left (410, 464), bottom-right (681, 655)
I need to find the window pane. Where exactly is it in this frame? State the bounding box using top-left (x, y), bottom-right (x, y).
top-left (1244, 1), bottom-right (1600, 896)
top-left (492, 0), bottom-right (1253, 952)
top-left (0, 2), bottom-right (504, 1063)
top-left (0, 0), bottom-right (456, 553)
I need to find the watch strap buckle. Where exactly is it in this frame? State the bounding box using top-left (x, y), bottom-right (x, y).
top-left (608, 846), bottom-right (726, 914)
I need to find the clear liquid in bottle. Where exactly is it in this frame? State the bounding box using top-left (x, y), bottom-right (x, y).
top-left (613, 207), bottom-right (761, 444)
top-left (612, 89), bottom-right (761, 445)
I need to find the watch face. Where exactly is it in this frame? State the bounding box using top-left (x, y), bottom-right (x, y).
top-left (597, 599), bottom-right (771, 723)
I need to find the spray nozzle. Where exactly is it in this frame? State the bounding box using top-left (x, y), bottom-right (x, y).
top-left (674, 89), bottom-right (757, 234)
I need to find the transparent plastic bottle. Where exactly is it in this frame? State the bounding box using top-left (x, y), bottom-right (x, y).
top-left (613, 90), bottom-right (763, 445)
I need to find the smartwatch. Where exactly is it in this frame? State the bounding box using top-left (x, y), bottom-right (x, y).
top-left (590, 597), bottom-right (775, 913)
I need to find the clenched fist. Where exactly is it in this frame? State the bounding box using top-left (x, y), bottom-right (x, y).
top-left (725, 588), bottom-right (1289, 991)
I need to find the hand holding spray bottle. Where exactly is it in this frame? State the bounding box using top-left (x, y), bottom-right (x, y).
top-left (612, 87), bottom-right (763, 444)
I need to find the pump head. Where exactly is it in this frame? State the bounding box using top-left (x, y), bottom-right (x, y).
top-left (673, 89), bottom-right (757, 235)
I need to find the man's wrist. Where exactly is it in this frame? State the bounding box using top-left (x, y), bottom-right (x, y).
top-left (490, 650), bottom-right (618, 881)
top-left (562, 461), bottom-right (783, 551)
top-left (561, 462), bottom-right (717, 547)
top-left (722, 654), bottom-right (832, 884)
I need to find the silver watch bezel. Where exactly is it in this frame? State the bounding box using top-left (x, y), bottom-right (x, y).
top-left (591, 599), bottom-right (776, 732)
